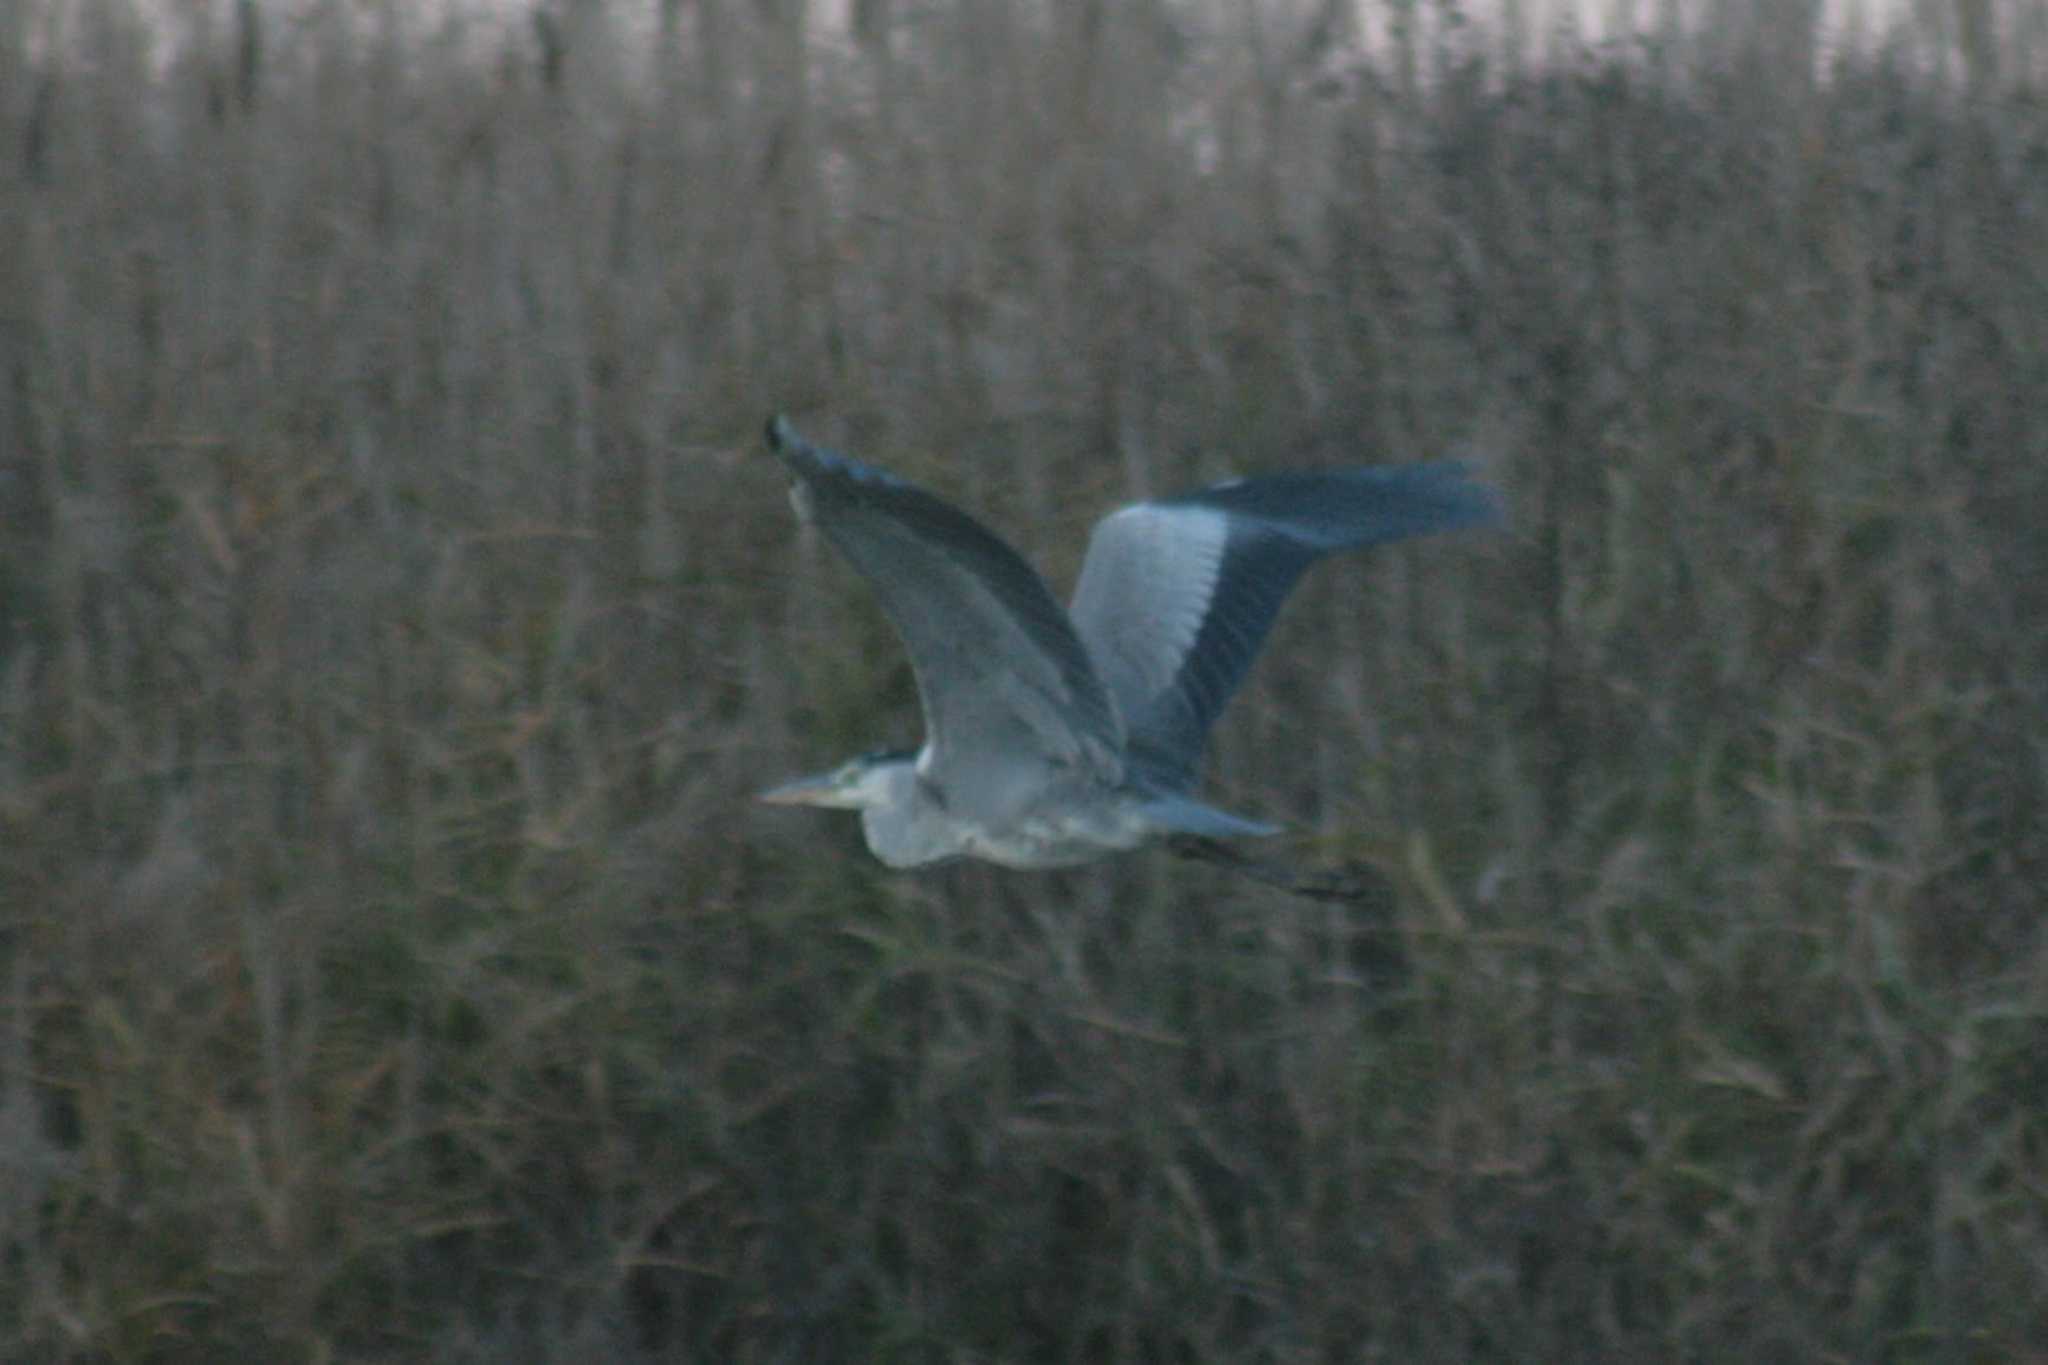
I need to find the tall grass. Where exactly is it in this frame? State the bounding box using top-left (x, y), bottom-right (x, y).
top-left (2, 0), bottom-right (2044, 1359)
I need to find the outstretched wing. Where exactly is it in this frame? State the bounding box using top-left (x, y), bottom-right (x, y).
top-left (1069, 463), bottom-right (1501, 789)
top-left (766, 418), bottom-right (1126, 810)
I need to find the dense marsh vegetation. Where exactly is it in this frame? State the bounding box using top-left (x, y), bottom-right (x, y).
top-left (3, 0), bottom-right (2045, 1358)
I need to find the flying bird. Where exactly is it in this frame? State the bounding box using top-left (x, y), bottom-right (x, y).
top-left (759, 416), bottom-right (1500, 870)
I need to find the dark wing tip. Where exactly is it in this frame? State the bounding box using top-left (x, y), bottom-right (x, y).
top-left (760, 417), bottom-right (920, 503)
top-left (1422, 462), bottom-right (1508, 532)
top-left (1169, 461), bottom-right (1506, 553)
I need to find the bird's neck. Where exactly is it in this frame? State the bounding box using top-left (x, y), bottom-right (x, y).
top-left (859, 757), bottom-right (965, 868)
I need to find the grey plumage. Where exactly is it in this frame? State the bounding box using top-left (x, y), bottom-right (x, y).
top-left (1073, 464), bottom-right (1502, 789)
top-left (759, 416), bottom-right (1501, 869)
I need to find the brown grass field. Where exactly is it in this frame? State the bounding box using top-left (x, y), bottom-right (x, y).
top-left (3, 0), bottom-right (2046, 1359)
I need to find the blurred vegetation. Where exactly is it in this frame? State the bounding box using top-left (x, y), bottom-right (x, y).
top-left (3, 0), bottom-right (2046, 1359)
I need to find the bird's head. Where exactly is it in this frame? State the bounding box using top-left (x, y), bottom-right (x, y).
top-left (757, 748), bottom-right (916, 811)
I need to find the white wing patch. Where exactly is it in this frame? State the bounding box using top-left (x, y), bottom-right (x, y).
top-left (1070, 502), bottom-right (1229, 724)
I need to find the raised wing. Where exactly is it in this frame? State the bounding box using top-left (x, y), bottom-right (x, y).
top-left (1069, 463), bottom-right (1501, 789)
top-left (766, 418), bottom-right (1126, 811)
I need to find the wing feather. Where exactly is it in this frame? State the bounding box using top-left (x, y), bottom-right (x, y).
top-left (766, 419), bottom-right (1125, 813)
top-left (1070, 463), bottom-right (1501, 789)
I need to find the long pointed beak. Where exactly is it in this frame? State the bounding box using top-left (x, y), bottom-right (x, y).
top-left (757, 772), bottom-right (845, 807)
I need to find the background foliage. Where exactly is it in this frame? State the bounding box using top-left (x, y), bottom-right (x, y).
top-left (3, 0), bottom-right (2045, 1359)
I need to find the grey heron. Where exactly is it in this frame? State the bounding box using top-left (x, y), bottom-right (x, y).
top-left (759, 416), bottom-right (1500, 870)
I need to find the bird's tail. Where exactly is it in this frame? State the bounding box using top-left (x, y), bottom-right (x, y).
top-left (1138, 795), bottom-right (1282, 839)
